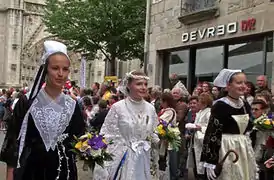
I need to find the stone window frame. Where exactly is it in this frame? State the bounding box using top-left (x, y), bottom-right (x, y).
top-left (178, 0), bottom-right (219, 25)
top-left (152, 0), bottom-right (163, 4)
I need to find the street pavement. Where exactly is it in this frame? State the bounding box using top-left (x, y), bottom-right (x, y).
top-left (0, 130), bottom-right (92, 180)
top-left (0, 131), bottom-right (6, 180)
top-left (0, 131), bottom-right (193, 180)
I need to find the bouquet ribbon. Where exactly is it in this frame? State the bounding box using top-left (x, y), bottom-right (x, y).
top-left (131, 140), bottom-right (151, 154)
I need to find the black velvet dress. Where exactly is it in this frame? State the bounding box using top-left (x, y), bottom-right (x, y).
top-left (200, 98), bottom-right (257, 179)
top-left (0, 95), bottom-right (86, 180)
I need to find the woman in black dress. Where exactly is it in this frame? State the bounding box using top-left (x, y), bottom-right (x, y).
top-left (0, 40), bottom-right (85, 180)
top-left (200, 69), bottom-right (257, 180)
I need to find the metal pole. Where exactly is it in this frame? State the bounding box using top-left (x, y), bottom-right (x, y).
top-left (144, 0), bottom-right (151, 74)
top-left (262, 36), bottom-right (267, 75)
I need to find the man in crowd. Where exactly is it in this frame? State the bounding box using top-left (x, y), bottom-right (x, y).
top-left (256, 75), bottom-right (271, 94)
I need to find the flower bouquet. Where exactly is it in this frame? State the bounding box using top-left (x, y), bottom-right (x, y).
top-left (71, 132), bottom-right (113, 171)
top-left (155, 119), bottom-right (181, 155)
top-left (253, 114), bottom-right (274, 131)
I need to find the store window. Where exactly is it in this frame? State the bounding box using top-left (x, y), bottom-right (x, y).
top-left (228, 39), bottom-right (264, 84)
top-left (169, 50), bottom-right (189, 85)
top-left (195, 46), bottom-right (223, 84)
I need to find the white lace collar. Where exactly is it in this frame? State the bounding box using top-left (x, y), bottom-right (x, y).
top-left (30, 89), bottom-right (76, 150)
top-left (217, 97), bottom-right (244, 109)
top-left (17, 89), bottom-right (76, 167)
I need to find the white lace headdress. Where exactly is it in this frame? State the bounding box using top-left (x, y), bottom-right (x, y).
top-left (17, 41), bottom-right (75, 169)
top-left (117, 70), bottom-right (149, 96)
top-left (29, 40), bottom-right (70, 100)
top-left (213, 69), bottom-right (242, 88)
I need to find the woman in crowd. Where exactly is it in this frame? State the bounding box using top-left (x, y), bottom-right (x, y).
top-left (211, 86), bottom-right (221, 100)
top-left (245, 81), bottom-right (256, 105)
top-left (157, 92), bottom-right (177, 180)
top-left (200, 69), bottom-right (257, 180)
top-left (186, 93), bottom-right (213, 179)
top-left (0, 40), bottom-right (86, 180)
top-left (93, 71), bottom-right (160, 180)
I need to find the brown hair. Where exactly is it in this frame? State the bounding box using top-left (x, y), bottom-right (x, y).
top-left (252, 99), bottom-right (269, 110)
top-left (161, 92), bottom-right (176, 109)
top-left (188, 96), bottom-right (199, 103)
top-left (228, 72), bottom-right (244, 83)
top-left (198, 93), bottom-right (213, 108)
top-left (202, 81), bottom-right (211, 88)
top-left (255, 91), bottom-right (272, 104)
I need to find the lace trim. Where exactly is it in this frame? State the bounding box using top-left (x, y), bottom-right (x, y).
top-left (217, 97), bottom-right (244, 109)
top-left (31, 91), bottom-right (75, 151)
top-left (17, 90), bottom-right (75, 168)
top-left (203, 162), bottom-right (216, 169)
top-left (56, 134), bottom-right (69, 180)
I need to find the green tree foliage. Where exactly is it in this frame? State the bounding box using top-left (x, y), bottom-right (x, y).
top-left (44, 0), bottom-right (146, 75)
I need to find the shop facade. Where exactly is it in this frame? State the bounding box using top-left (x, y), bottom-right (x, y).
top-left (145, 0), bottom-right (274, 92)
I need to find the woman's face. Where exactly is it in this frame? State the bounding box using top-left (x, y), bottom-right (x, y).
top-left (212, 87), bottom-right (219, 96)
top-left (227, 73), bottom-right (247, 97)
top-left (128, 78), bottom-right (148, 100)
top-left (171, 88), bottom-right (182, 100)
top-left (47, 54), bottom-right (70, 90)
top-left (189, 99), bottom-right (199, 112)
top-left (245, 84), bottom-right (251, 94)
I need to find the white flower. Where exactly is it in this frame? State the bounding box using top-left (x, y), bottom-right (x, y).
top-left (90, 149), bottom-right (102, 157)
top-left (79, 134), bottom-right (89, 140)
top-left (167, 126), bottom-right (180, 136)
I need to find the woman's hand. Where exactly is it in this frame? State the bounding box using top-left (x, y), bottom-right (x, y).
top-left (6, 167), bottom-right (13, 180)
top-left (185, 123), bottom-right (201, 131)
top-left (195, 125), bottom-right (202, 131)
top-left (206, 167), bottom-right (217, 180)
top-left (265, 157), bottom-right (274, 168)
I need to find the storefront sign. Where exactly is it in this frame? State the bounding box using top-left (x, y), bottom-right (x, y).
top-left (182, 18), bottom-right (256, 43)
top-left (241, 18), bottom-right (256, 31)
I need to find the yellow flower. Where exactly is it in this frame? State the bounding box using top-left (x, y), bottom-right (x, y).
top-left (156, 124), bottom-right (163, 132)
top-left (264, 120), bottom-right (271, 125)
top-left (75, 141), bottom-right (83, 150)
top-left (159, 129), bottom-right (166, 136)
top-left (102, 138), bottom-right (107, 144)
top-left (82, 140), bottom-right (88, 147)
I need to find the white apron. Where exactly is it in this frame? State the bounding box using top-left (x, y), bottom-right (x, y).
top-left (217, 114), bottom-right (257, 180)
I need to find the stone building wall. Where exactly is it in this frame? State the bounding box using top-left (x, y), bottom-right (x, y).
top-left (147, 0), bottom-right (274, 87)
top-left (0, 0), bottom-right (81, 88)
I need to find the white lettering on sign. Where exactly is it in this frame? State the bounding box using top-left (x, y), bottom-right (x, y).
top-left (182, 33), bottom-right (189, 42)
top-left (198, 29), bottom-right (206, 39)
top-left (227, 22), bottom-right (237, 34)
top-left (190, 31), bottom-right (197, 41)
top-left (207, 27), bottom-right (215, 38)
top-left (181, 22), bottom-right (238, 43)
top-left (217, 25), bottom-right (225, 36)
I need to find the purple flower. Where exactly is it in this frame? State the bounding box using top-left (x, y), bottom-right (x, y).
top-left (160, 120), bottom-right (168, 127)
top-left (88, 135), bottom-right (107, 150)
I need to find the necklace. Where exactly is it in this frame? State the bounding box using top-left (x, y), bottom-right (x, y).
top-left (227, 94), bottom-right (239, 100)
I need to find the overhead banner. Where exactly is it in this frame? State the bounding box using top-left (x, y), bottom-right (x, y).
top-left (80, 56), bottom-right (86, 88)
